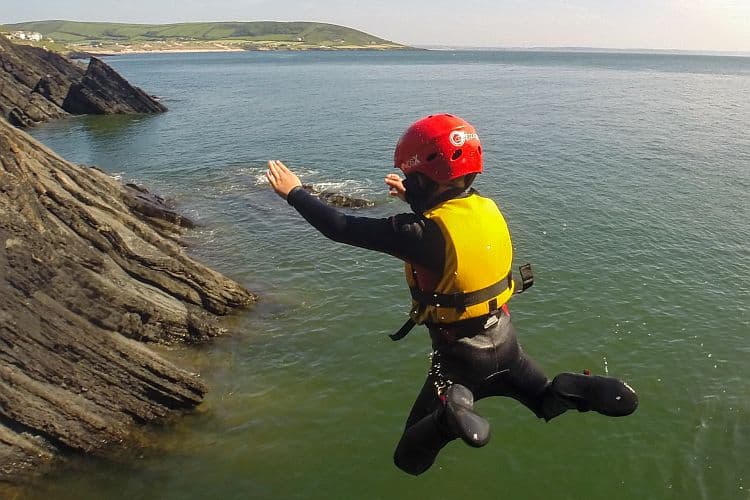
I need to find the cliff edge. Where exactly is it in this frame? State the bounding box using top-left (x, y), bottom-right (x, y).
top-left (0, 118), bottom-right (256, 480)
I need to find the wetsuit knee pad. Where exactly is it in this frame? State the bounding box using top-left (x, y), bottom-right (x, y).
top-left (443, 384), bottom-right (491, 448)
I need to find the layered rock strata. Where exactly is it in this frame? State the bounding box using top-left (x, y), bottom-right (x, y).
top-left (0, 36), bottom-right (165, 127)
top-left (0, 118), bottom-right (256, 481)
top-left (63, 58), bottom-right (166, 115)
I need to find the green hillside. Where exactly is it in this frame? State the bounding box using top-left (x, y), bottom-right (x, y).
top-left (5, 20), bottom-right (403, 47)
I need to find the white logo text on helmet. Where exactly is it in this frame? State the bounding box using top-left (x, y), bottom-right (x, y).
top-left (404, 154), bottom-right (420, 168)
top-left (449, 130), bottom-right (479, 147)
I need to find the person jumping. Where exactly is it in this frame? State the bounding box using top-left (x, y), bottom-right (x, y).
top-left (265, 114), bottom-right (638, 475)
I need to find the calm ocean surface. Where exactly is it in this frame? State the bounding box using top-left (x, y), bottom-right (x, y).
top-left (26, 50), bottom-right (749, 499)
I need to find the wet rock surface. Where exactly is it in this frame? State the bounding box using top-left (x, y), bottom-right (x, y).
top-left (123, 183), bottom-right (195, 229)
top-left (0, 118), bottom-right (256, 481)
top-left (301, 184), bottom-right (375, 209)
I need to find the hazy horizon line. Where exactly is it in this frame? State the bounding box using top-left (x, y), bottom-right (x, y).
top-left (416, 45), bottom-right (750, 57)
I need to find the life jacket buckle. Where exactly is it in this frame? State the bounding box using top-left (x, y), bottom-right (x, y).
top-left (514, 263), bottom-right (534, 294)
top-left (483, 314), bottom-right (499, 330)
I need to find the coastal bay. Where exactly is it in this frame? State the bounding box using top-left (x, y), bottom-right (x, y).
top-left (20, 50), bottom-right (749, 499)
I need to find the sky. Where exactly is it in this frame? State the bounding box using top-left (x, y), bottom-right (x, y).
top-left (2, 0), bottom-right (750, 52)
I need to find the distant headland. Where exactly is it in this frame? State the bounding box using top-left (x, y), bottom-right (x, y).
top-left (1, 20), bottom-right (411, 55)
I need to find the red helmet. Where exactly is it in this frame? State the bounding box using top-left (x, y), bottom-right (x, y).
top-left (394, 114), bottom-right (483, 183)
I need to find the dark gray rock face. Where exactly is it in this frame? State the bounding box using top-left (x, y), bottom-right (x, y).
top-left (0, 36), bottom-right (165, 127)
top-left (0, 36), bottom-right (80, 126)
top-left (0, 118), bottom-right (256, 480)
top-left (63, 57), bottom-right (167, 115)
top-left (123, 183), bottom-right (195, 229)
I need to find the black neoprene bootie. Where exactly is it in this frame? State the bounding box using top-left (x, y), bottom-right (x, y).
top-left (548, 372), bottom-right (638, 417)
top-left (442, 384), bottom-right (491, 448)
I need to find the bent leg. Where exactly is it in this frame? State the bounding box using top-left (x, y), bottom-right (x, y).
top-left (393, 381), bottom-right (491, 475)
top-left (471, 318), bottom-right (552, 418)
top-left (393, 376), bottom-right (453, 476)
top-left (474, 319), bottom-right (638, 420)
top-left (489, 343), bottom-right (638, 420)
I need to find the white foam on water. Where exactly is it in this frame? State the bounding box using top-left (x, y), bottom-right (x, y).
top-left (245, 165), bottom-right (321, 187)
top-left (241, 165), bottom-right (377, 199)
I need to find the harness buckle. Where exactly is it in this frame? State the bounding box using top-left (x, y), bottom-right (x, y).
top-left (483, 314), bottom-right (499, 330)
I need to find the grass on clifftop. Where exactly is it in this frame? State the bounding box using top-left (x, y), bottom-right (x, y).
top-left (5, 20), bottom-right (405, 48)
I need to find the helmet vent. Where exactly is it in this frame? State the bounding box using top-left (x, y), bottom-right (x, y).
top-left (478, 146), bottom-right (482, 154)
top-left (426, 152), bottom-right (438, 162)
top-left (451, 149), bottom-right (463, 160)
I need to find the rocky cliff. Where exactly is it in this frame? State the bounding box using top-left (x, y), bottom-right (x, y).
top-left (63, 58), bottom-right (166, 115)
top-left (0, 36), bottom-right (165, 127)
top-left (0, 118), bottom-right (256, 481)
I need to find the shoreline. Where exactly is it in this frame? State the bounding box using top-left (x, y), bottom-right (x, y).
top-left (80, 45), bottom-right (411, 56)
top-left (0, 35), bottom-right (256, 483)
top-left (95, 48), bottom-right (247, 55)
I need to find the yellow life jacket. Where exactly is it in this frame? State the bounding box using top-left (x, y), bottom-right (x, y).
top-left (405, 192), bottom-right (514, 325)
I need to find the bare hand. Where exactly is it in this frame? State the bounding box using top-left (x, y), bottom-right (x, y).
top-left (385, 173), bottom-right (406, 202)
top-left (266, 160), bottom-right (302, 199)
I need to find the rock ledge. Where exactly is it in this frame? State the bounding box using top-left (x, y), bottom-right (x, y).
top-left (0, 118), bottom-right (255, 481)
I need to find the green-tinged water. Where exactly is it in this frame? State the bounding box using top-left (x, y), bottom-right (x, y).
top-left (24, 50), bottom-right (749, 499)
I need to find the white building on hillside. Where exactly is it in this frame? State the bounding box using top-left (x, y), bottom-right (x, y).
top-left (11, 31), bottom-right (43, 42)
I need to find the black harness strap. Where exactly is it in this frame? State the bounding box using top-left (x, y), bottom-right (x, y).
top-left (409, 272), bottom-right (512, 312)
top-left (390, 265), bottom-right (533, 342)
top-left (389, 318), bottom-right (416, 341)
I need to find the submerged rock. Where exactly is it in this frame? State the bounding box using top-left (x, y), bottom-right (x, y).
top-left (301, 184), bottom-right (374, 209)
top-left (124, 182), bottom-right (195, 229)
top-left (0, 118), bottom-right (256, 481)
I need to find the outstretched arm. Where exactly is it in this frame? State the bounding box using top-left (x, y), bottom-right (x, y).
top-left (266, 159), bottom-right (399, 249)
top-left (264, 160), bottom-right (442, 268)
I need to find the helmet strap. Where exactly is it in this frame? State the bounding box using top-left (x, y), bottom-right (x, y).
top-left (461, 173), bottom-right (477, 191)
top-left (403, 173), bottom-right (438, 214)
top-left (404, 173), bottom-right (471, 214)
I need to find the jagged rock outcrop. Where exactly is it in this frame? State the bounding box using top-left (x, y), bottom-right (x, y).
top-left (0, 118), bottom-right (256, 480)
top-left (123, 183), bottom-right (195, 229)
top-left (0, 36), bottom-right (165, 127)
top-left (63, 57), bottom-right (166, 115)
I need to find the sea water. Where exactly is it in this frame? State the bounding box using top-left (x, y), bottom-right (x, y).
top-left (25, 50), bottom-right (749, 500)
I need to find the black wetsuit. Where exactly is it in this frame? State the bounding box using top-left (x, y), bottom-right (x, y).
top-left (286, 186), bottom-right (635, 475)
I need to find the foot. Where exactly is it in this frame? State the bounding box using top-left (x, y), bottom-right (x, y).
top-left (443, 384), bottom-right (491, 448)
top-left (551, 372), bottom-right (638, 417)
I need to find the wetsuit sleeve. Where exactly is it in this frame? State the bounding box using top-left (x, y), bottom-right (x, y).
top-left (286, 186), bottom-right (443, 269)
